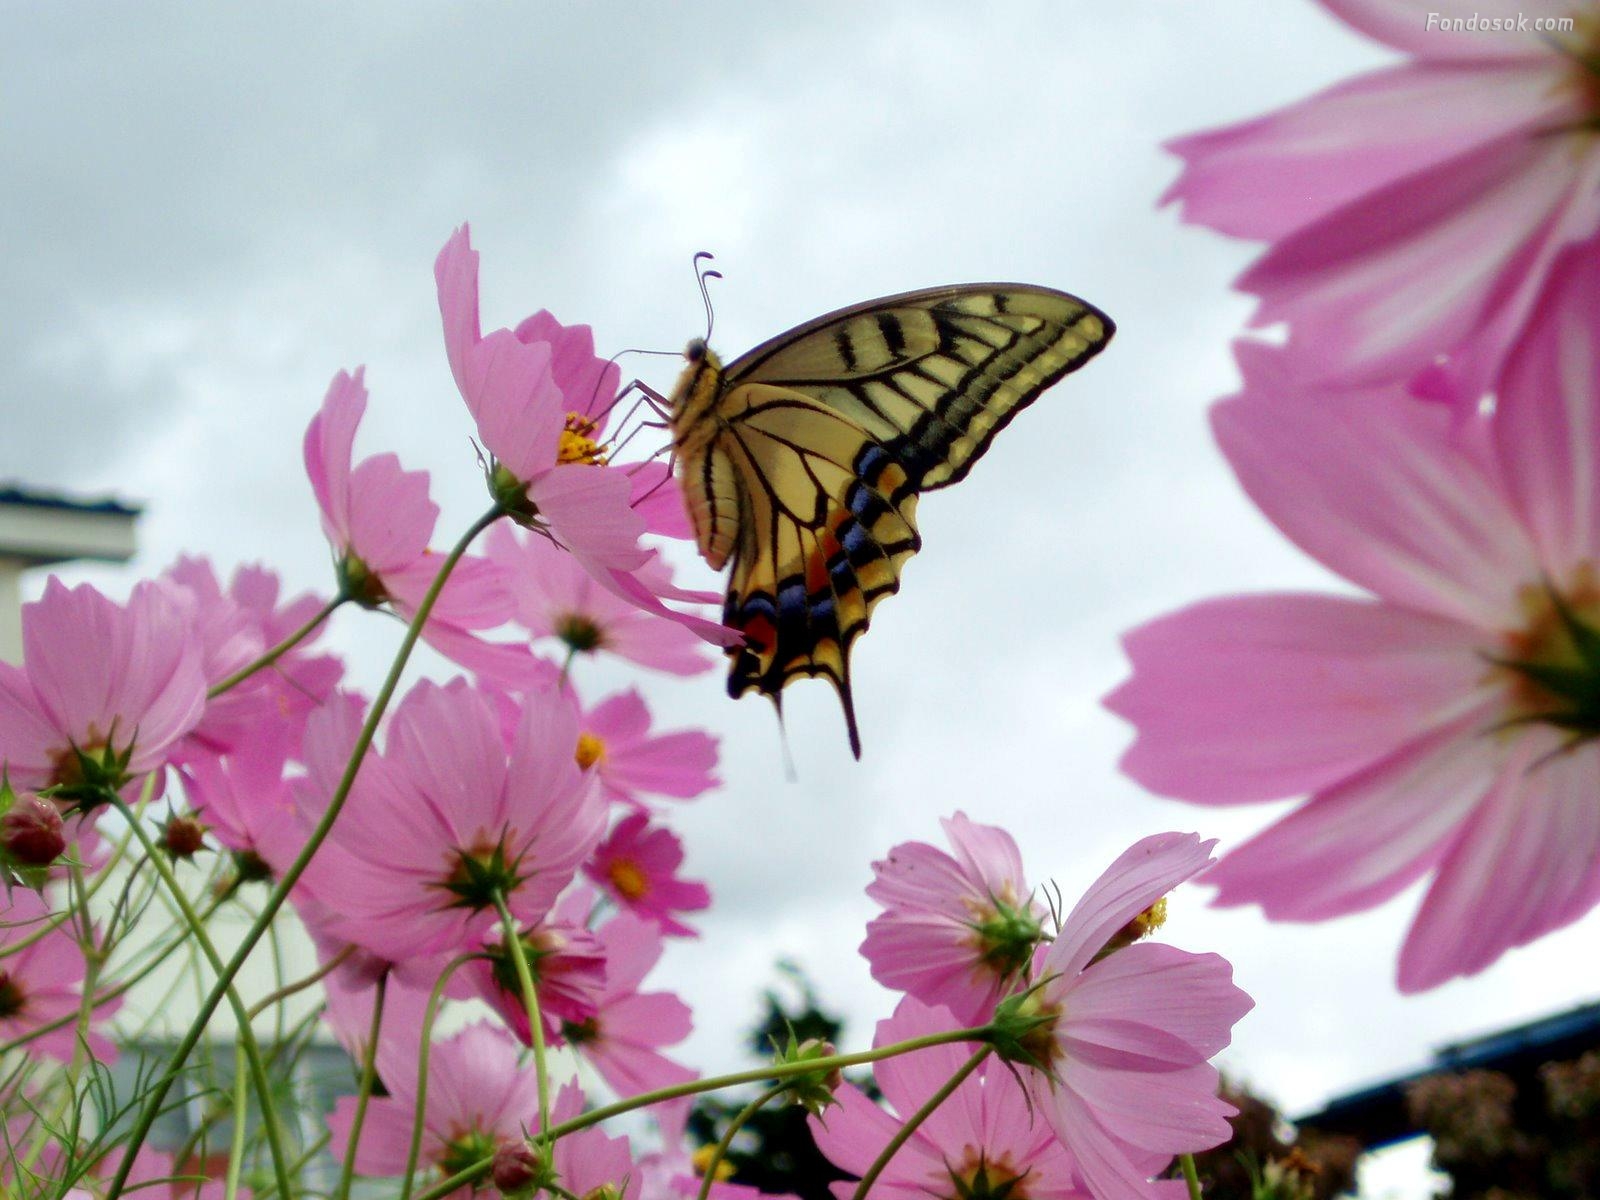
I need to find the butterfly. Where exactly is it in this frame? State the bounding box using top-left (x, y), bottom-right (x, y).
top-left (665, 284), bottom-right (1114, 758)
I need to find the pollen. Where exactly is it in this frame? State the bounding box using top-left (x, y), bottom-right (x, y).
top-left (557, 412), bottom-right (609, 466)
top-left (606, 858), bottom-right (649, 901)
top-left (690, 1145), bottom-right (735, 1182)
top-left (575, 731), bottom-right (607, 770)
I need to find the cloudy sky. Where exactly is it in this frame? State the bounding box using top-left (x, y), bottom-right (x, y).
top-left (6, 3), bottom-right (1583, 1192)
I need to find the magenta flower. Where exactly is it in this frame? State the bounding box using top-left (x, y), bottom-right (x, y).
top-left (812, 996), bottom-right (1096, 1200)
top-left (547, 1080), bottom-right (642, 1200)
top-left (0, 578), bottom-right (206, 808)
top-left (1108, 271), bottom-right (1600, 990)
top-left (560, 910), bottom-right (697, 1140)
top-left (584, 812), bottom-right (711, 937)
top-left (178, 735), bottom-right (306, 873)
top-left (576, 688), bottom-right (720, 806)
top-left (302, 366), bottom-right (542, 686)
top-left (297, 678), bottom-right (605, 962)
top-left (1014, 835), bottom-right (1251, 1200)
top-left (861, 812), bottom-right (1045, 1026)
top-left (435, 223), bottom-right (651, 575)
top-left (1164, 0), bottom-right (1600, 405)
top-left (328, 1019), bottom-right (541, 1188)
top-left (0, 889), bottom-right (123, 1062)
top-left (488, 523), bottom-right (728, 674)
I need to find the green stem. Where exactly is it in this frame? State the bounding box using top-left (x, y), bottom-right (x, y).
top-left (696, 1084), bottom-right (785, 1200)
top-left (208, 595), bottom-right (345, 698)
top-left (106, 506), bottom-right (502, 1200)
top-left (224, 1039), bottom-right (249, 1200)
top-left (851, 1047), bottom-right (990, 1200)
top-left (401, 953), bottom-right (479, 1200)
top-left (334, 971), bottom-right (388, 1200)
top-left (109, 796), bottom-right (295, 1200)
top-left (1180, 1152), bottom-right (1203, 1200)
top-left (492, 892), bottom-right (550, 1138)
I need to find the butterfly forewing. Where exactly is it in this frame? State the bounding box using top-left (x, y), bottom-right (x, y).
top-left (724, 285), bottom-right (1112, 488)
top-left (670, 283), bottom-right (1113, 757)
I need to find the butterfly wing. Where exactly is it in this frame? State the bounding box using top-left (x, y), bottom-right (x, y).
top-left (686, 285), bottom-right (1113, 756)
top-left (721, 284), bottom-right (1113, 489)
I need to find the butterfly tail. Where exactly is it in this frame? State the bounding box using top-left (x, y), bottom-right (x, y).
top-left (837, 676), bottom-right (862, 760)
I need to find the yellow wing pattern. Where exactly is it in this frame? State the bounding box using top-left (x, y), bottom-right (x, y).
top-left (669, 285), bottom-right (1114, 756)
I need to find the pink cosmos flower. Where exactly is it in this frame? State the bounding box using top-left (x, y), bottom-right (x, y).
top-left (583, 812), bottom-right (711, 937)
top-left (435, 223), bottom-right (650, 576)
top-left (576, 688), bottom-right (720, 807)
top-left (0, 889), bottom-right (123, 1062)
top-left (488, 524), bottom-right (725, 674)
top-left (160, 556), bottom-right (341, 761)
top-left (327, 1019), bottom-right (540, 1188)
top-left (302, 367), bottom-right (542, 686)
top-left (861, 812), bottom-right (1046, 1026)
top-left (0, 579), bottom-right (206, 808)
top-left (1108, 261), bottom-right (1600, 991)
top-left (634, 1147), bottom-right (799, 1200)
top-left (178, 735), bottom-right (306, 874)
top-left (120, 1148), bottom-right (248, 1200)
top-left (547, 1080), bottom-right (642, 1200)
top-left (560, 909), bottom-right (697, 1140)
top-left (470, 886), bottom-right (608, 1043)
top-left (1163, 0), bottom-right (1600, 405)
top-left (812, 996), bottom-right (1100, 1200)
top-left (295, 678), bottom-right (605, 962)
top-left (1016, 834), bottom-right (1251, 1200)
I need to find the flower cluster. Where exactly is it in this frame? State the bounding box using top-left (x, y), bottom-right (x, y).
top-left (1114, 0), bottom-right (1600, 991)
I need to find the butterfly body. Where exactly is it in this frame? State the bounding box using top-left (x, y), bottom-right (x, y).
top-left (667, 284), bottom-right (1113, 757)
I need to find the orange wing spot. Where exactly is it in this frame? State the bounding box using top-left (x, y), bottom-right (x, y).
top-left (740, 613), bottom-right (776, 654)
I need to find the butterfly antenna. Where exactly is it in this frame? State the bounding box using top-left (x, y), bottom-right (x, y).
top-left (693, 250), bottom-right (722, 344)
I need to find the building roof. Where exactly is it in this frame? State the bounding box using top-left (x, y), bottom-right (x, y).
top-left (1299, 998), bottom-right (1600, 1148)
top-left (0, 484), bottom-right (142, 517)
top-left (0, 484), bottom-right (141, 566)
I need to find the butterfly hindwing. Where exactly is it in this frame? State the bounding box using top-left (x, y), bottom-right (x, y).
top-left (669, 283), bottom-right (1113, 756)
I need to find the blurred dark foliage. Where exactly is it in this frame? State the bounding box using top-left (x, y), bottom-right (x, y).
top-left (1185, 1081), bottom-right (1360, 1199)
top-left (1404, 1049), bottom-right (1600, 1198)
top-left (688, 961), bottom-right (874, 1200)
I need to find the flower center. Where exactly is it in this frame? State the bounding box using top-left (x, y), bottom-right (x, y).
top-left (436, 834), bottom-right (527, 911)
top-left (561, 1015), bottom-right (601, 1045)
top-left (966, 895), bottom-right (1043, 981)
top-left (945, 1151), bottom-right (1031, 1200)
top-left (438, 1127), bottom-right (499, 1178)
top-left (0, 973), bottom-right (25, 1019)
top-left (1554, 11), bottom-right (1600, 125)
top-left (557, 413), bottom-right (608, 466)
top-left (1495, 567), bottom-right (1600, 741)
top-left (606, 858), bottom-right (650, 901)
top-left (336, 553), bottom-right (390, 608)
top-left (575, 732), bottom-right (607, 770)
top-left (556, 615), bottom-right (605, 653)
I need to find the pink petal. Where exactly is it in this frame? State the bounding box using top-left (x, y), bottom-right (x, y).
top-left (435, 223), bottom-right (482, 402)
top-left (1063, 943), bottom-right (1253, 1066)
top-left (1047, 834), bottom-right (1215, 981)
top-left (461, 329), bottom-right (562, 481)
top-left (1493, 233), bottom-right (1600, 573)
top-left (1399, 737), bottom-right (1600, 991)
top-left (1206, 714), bottom-right (1502, 921)
top-left (1317, 0), bottom-right (1568, 58)
top-left (627, 461), bottom-right (694, 540)
top-left (302, 368), bottom-right (367, 548)
top-left (808, 1083), bottom-right (919, 1179)
top-left (531, 463), bottom-right (651, 574)
top-left (1214, 349), bottom-right (1538, 627)
top-left (1064, 1060), bottom-right (1235, 1154)
top-left (345, 454), bottom-right (437, 575)
top-left (385, 552), bottom-right (512, 630)
top-left (1108, 592), bottom-right (1489, 803)
top-left (1163, 59), bottom-right (1567, 241)
top-left (513, 309), bottom-right (619, 424)
top-left (0, 662), bottom-right (58, 782)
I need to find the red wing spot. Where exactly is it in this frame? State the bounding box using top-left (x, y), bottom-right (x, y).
top-left (738, 614), bottom-right (776, 654)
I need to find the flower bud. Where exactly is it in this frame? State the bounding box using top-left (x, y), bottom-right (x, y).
top-left (490, 1140), bottom-right (546, 1196)
top-left (162, 813), bottom-right (208, 861)
top-left (774, 1034), bottom-right (842, 1117)
top-left (1, 794), bottom-right (66, 867)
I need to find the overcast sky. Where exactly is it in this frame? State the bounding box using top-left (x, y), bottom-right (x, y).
top-left (5, 4), bottom-right (1581, 1193)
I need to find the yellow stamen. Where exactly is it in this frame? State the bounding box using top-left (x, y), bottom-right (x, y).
top-left (690, 1144), bottom-right (735, 1181)
top-left (575, 732), bottom-right (607, 770)
top-left (557, 412), bottom-right (608, 465)
top-left (606, 858), bottom-right (649, 901)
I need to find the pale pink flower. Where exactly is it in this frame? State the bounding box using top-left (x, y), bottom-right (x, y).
top-left (560, 909), bottom-right (697, 1140)
top-left (1163, 0), bottom-right (1600, 405)
top-left (1015, 835), bottom-right (1250, 1200)
top-left (634, 1145), bottom-right (800, 1200)
top-left (435, 223), bottom-right (651, 575)
top-left (584, 812), bottom-right (711, 937)
top-left (296, 678), bottom-right (605, 962)
top-left (302, 367), bottom-right (542, 686)
top-left (812, 996), bottom-right (1098, 1200)
top-left (548, 1080), bottom-right (642, 1200)
top-left (160, 556), bottom-right (341, 761)
top-left (1108, 268), bottom-right (1600, 990)
top-left (178, 735), bottom-right (305, 874)
top-left (861, 812), bottom-right (1046, 1026)
top-left (120, 1147), bottom-right (248, 1200)
top-left (488, 524), bottom-right (726, 674)
top-left (0, 579), bottom-right (206, 805)
top-left (576, 688), bottom-right (720, 807)
top-left (0, 889), bottom-right (123, 1062)
top-left (327, 1019), bottom-right (539, 1188)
